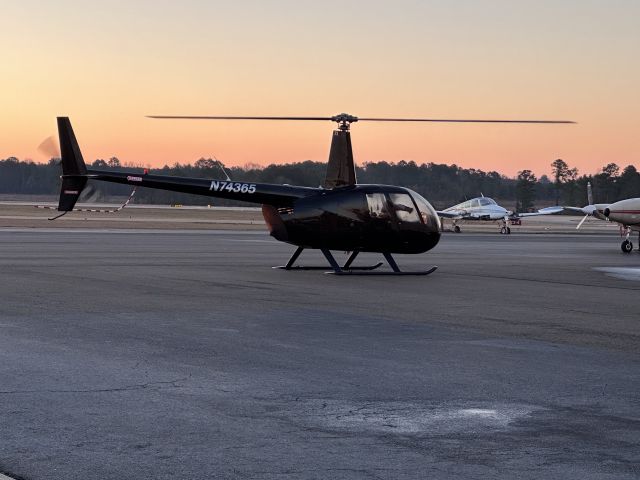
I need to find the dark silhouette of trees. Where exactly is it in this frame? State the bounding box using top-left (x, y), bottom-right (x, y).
top-left (593, 163), bottom-right (620, 203)
top-left (515, 170), bottom-right (537, 212)
top-left (618, 165), bottom-right (640, 199)
top-left (551, 158), bottom-right (567, 205)
top-left (0, 157), bottom-right (60, 195)
top-left (1, 156), bottom-right (637, 208)
top-left (551, 158), bottom-right (579, 205)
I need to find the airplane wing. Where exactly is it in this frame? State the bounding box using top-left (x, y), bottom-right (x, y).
top-left (555, 205), bottom-right (607, 215)
top-left (548, 204), bottom-right (608, 219)
top-left (437, 209), bottom-right (465, 219)
top-left (556, 206), bottom-right (587, 215)
top-left (515, 206), bottom-right (565, 217)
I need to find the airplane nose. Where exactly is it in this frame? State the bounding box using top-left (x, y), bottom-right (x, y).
top-left (604, 208), bottom-right (610, 218)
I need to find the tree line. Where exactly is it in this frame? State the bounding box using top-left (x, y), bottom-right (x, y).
top-left (1, 156), bottom-right (638, 211)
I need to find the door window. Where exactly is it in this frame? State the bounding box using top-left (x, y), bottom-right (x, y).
top-left (366, 193), bottom-right (389, 219)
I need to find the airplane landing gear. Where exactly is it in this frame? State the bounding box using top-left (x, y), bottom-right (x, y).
top-left (499, 218), bottom-right (511, 235)
top-left (621, 227), bottom-right (633, 253)
top-left (453, 225), bottom-right (461, 233)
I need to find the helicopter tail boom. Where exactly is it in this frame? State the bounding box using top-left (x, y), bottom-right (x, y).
top-left (84, 171), bottom-right (314, 206)
top-left (54, 117), bottom-right (315, 210)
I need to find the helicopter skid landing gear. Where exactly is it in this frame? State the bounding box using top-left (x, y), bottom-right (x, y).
top-left (274, 247), bottom-right (437, 276)
top-left (274, 247), bottom-right (383, 271)
top-left (329, 250), bottom-right (437, 276)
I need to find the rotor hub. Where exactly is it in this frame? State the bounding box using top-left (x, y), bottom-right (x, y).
top-left (330, 113), bottom-right (359, 131)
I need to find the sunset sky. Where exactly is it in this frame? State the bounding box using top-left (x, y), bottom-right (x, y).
top-left (1, 0), bottom-right (638, 177)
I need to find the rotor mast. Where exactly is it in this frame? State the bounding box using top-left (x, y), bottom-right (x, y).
top-left (325, 114), bottom-right (357, 188)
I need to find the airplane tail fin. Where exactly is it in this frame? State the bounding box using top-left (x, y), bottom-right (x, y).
top-left (56, 117), bottom-right (88, 211)
top-left (587, 181), bottom-right (593, 206)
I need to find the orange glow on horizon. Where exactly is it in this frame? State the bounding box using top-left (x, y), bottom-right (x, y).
top-left (1, 1), bottom-right (638, 179)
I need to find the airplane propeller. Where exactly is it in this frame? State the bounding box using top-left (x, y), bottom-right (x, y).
top-left (576, 183), bottom-right (597, 229)
top-left (576, 214), bottom-right (589, 230)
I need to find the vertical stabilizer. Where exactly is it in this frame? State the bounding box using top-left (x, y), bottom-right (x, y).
top-left (56, 117), bottom-right (88, 211)
top-left (324, 129), bottom-right (356, 188)
top-left (587, 182), bottom-right (593, 206)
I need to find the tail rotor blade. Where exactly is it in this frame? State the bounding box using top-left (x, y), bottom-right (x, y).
top-left (79, 184), bottom-right (101, 204)
top-left (37, 136), bottom-right (61, 163)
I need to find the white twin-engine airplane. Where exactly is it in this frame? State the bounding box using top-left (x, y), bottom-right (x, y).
top-left (558, 182), bottom-right (640, 253)
top-left (437, 195), bottom-right (562, 234)
top-left (603, 198), bottom-right (640, 252)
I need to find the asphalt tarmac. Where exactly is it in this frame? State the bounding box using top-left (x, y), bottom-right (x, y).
top-left (0, 229), bottom-right (639, 479)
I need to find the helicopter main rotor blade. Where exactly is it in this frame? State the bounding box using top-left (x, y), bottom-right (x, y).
top-left (147, 115), bottom-right (333, 121)
top-left (358, 118), bottom-right (575, 124)
top-left (147, 115), bottom-right (575, 124)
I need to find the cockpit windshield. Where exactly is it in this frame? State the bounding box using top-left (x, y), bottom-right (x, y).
top-left (478, 197), bottom-right (497, 206)
top-left (451, 197), bottom-right (497, 209)
top-left (388, 193), bottom-right (421, 223)
top-left (407, 190), bottom-right (441, 231)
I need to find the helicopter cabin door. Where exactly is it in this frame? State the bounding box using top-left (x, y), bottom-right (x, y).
top-left (365, 193), bottom-right (394, 249)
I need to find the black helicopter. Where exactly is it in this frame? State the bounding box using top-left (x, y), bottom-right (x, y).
top-left (53, 114), bottom-right (572, 275)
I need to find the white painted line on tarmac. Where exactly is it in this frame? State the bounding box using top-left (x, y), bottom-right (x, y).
top-left (0, 215), bottom-right (261, 224)
top-left (222, 239), bottom-right (276, 243)
top-left (0, 201), bottom-right (261, 211)
top-left (594, 267), bottom-right (640, 281)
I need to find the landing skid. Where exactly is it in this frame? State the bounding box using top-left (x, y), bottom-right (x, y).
top-left (274, 247), bottom-right (437, 276)
top-left (275, 264), bottom-right (384, 271)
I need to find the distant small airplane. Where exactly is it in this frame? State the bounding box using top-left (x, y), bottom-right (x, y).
top-left (437, 195), bottom-right (562, 234)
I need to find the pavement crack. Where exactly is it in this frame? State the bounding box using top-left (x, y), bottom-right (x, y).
top-left (0, 376), bottom-right (189, 395)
